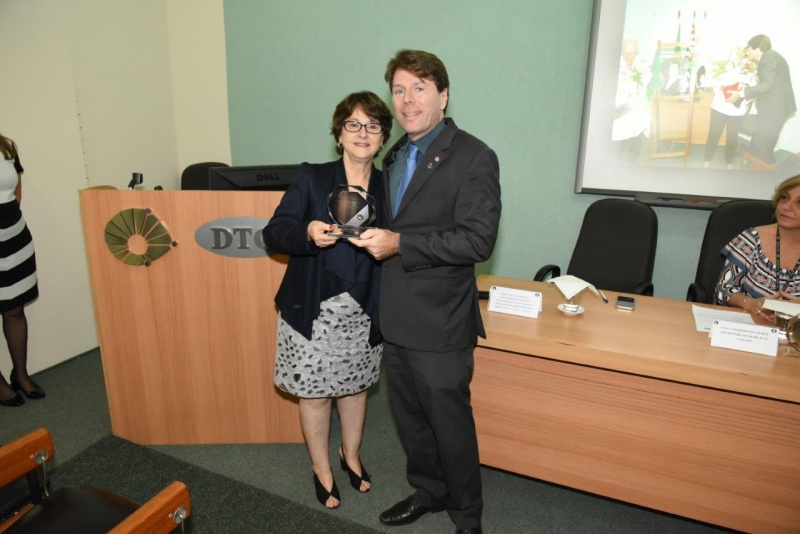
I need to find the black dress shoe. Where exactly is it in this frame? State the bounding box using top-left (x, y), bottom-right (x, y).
top-left (10, 373), bottom-right (45, 400)
top-left (455, 527), bottom-right (482, 534)
top-left (0, 392), bottom-right (25, 407)
top-left (379, 494), bottom-right (447, 526)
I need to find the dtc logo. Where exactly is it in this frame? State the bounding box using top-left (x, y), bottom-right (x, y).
top-left (194, 217), bottom-right (271, 258)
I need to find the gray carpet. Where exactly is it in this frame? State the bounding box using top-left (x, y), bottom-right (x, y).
top-left (52, 434), bottom-right (380, 533)
top-left (1, 350), bottom-right (732, 533)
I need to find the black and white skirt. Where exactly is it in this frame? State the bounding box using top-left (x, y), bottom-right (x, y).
top-left (274, 292), bottom-right (381, 398)
top-left (0, 200), bottom-right (38, 312)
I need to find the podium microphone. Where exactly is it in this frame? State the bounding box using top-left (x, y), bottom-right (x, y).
top-left (128, 172), bottom-right (143, 190)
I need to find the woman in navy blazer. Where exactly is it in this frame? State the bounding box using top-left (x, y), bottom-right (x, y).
top-left (263, 92), bottom-right (391, 509)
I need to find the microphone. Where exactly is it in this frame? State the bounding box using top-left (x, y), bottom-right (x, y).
top-left (128, 172), bottom-right (143, 190)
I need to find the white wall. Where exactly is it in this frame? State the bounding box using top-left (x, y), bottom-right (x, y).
top-left (0, 0), bottom-right (230, 377)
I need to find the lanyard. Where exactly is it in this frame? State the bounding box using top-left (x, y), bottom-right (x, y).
top-left (775, 227), bottom-right (800, 292)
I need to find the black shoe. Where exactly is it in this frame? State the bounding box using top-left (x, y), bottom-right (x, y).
top-left (379, 494), bottom-right (447, 526)
top-left (10, 372), bottom-right (46, 400)
top-left (455, 528), bottom-right (482, 534)
top-left (339, 446), bottom-right (371, 492)
top-left (0, 391), bottom-right (24, 407)
top-left (312, 473), bottom-right (340, 509)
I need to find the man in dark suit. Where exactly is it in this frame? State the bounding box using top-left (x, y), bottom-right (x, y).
top-left (351, 49), bottom-right (501, 534)
top-left (730, 34), bottom-right (796, 165)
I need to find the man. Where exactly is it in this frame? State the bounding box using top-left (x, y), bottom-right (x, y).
top-left (612, 38), bottom-right (651, 163)
top-left (351, 49), bottom-right (501, 534)
top-left (729, 34), bottom-right (796, 165)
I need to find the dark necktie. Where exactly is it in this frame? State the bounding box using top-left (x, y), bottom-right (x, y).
top-left (394, 143), bottom-right (419, 216)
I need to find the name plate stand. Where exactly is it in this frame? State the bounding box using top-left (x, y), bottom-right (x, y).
top-left (487, 286), bottom-right (542, 319)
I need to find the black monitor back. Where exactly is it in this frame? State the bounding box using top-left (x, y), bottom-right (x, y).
top-left (209, 164), bottom-right (297, 191)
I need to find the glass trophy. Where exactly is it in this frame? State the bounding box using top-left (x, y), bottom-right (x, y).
top-left (326, 184), bottom-right (376, 238)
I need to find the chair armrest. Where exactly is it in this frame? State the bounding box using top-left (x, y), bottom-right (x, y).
top-left (0, 429), bottom-right (52, 488)
top-left (533, 264), bottom-right (560, 282)
top-left (686, 283), bottom-right (708, 303)
top-left (633, 282), bottom-right (654, 296)
top-left (109, 481), bottom-right (190, 534)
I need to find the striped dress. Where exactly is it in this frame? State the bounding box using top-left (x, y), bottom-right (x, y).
top-left (0, 153), bottom-right (38, 312)
top-left (714, 227), bottom-right (800, 305)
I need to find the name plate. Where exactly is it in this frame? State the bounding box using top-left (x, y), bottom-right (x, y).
top-left (487, 286), bottom-right (542, 319)
top-left (710, 319), bottom-right (779, 357)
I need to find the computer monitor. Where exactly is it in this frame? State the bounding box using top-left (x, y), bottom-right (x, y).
top-left (208, 164), bottom-right (297, 191)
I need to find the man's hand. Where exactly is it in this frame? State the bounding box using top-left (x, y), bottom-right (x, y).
top-left (349, 228), bottom-right (400, 260)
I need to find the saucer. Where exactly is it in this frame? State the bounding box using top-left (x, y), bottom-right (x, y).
top-left (557, 303), bottom-right (585, 315)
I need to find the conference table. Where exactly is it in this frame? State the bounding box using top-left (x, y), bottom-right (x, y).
top-left (472, 275), bottom-right (800, 533)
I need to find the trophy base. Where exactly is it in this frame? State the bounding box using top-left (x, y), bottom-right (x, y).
top-left (325, 226), bottom-right (367, 239)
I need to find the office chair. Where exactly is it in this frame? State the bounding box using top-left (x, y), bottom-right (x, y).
top-left (534, 199), bottom-right (658, 295)
top-left (0, 428), bottom-right (190, 533)
top-left (686, 199), bottom-right (774, 303)
top-left (180, 161), bottom-right (228, 190)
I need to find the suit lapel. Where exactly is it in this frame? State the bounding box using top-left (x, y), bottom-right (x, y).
top-left (392, 119), bottom-right (458, 218)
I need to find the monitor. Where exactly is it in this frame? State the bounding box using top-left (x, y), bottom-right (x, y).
top-left (208, 164), bottom-right (297, 191)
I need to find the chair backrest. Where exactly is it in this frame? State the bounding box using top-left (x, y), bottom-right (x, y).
top-left (567, 199), bottom-right (658, 295)
top-left (688, 199), bottom-right (775, 303)
top-left (180, 162), bottom-right (228, 190)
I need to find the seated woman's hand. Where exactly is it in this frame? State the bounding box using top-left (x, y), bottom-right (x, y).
top-left (307, 220), bottom-right (340, 248)
top-left (777, 291), bottom-right (800, 303)
top-left (744, 294), bottom-right (779, 325)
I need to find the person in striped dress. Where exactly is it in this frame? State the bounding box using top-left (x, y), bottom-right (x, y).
top-left (0, 132), bottom-right (42, 407)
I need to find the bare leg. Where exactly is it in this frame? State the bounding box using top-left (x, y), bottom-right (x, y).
top-left (337, 390), bottom-right (371, 491)
top-left (299, 397), bottom-right (339, 508)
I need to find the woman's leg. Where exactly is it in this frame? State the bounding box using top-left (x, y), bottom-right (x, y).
top-left (2, 306), bottom-right (37, 391)
top-left (337, 390), bottom-right (370, 491)
top-left (299, 396), bottom-right (339, 508)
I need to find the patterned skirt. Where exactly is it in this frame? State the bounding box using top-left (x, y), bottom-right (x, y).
top-left (0, 200), bottom-right (38, 313)
top-left (274, 292), bottom-right (381, 398)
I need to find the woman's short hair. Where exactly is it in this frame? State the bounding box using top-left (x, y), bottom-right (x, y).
top-left (771, 174), bottom-right (800, 208)
top-left (330, 91), bottom-right (392, 158)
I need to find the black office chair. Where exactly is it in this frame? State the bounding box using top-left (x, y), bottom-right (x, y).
top-left (686, 199), bottom-right (774, 303)
top-left (180, 161), bottom-right (228, 190)
top-left (534, 199), bottom-right (658, 295)
top-left (0, 428), bottom-right (190, 533)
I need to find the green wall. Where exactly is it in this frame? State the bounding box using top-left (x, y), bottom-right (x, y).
top-left (224, 0), bottom-right (711, 300)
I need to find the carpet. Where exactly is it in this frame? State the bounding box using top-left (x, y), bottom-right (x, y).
top-left (51, 434), bottom-right (382, 533)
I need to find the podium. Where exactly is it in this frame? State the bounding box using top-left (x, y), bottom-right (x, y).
top-left (79, 189), bottom-right (303, 445)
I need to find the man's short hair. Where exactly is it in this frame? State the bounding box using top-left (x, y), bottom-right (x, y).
top-left (747, 34), bottom-right (772, 52)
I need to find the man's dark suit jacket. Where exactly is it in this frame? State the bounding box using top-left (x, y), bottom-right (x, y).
top-left (380, 119), bottom-right (501, 352)
top-left (264, 160), bottom-right (384, 345)
top-left (745, 49), bottom-right (797, 123)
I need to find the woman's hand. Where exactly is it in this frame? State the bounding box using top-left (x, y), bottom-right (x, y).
top-left (307, 221), bottom-right (340, 248)
top-left (777, 291), bottom-right (800, 303)
top-left (741, 293), bottom-right (779, 325)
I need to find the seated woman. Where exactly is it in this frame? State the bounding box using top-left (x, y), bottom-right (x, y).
top-left (715, 174), bottom-right (800, 324)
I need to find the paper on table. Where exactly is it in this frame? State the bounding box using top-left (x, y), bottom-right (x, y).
top-left (548, 275), bottom-right (603, 300)
top-left (691, 304), bottom-right (754, 333)
top-left (762, 299), bottom-right (800, 316)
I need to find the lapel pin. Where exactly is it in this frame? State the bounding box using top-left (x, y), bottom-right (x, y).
top-left (427, 163), bottom-right (433, 169)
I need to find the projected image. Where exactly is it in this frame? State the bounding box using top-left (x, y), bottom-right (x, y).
top-left (578, 0), bottom-right (800, 202)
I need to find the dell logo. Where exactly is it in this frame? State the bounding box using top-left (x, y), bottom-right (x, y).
top-left (195, 217), bottom-right (273, 258)
top-left (256, 172), bottom-right (280, 181)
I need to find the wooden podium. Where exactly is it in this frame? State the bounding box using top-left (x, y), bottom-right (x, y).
top-left (79, 189), bottom-right (303, 445)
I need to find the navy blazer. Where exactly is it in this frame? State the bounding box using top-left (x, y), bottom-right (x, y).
top-left (379, 119), bottom-right (501, 352)
top-left (263, 159), bottom-right (384, 345)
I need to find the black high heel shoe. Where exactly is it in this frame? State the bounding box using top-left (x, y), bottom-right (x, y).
top-left (339, 446), bottom-right (371, 493)
top-left (10, 372), bottom-right (46, 400)
top-left (313, 473), bottom-right (340, 508)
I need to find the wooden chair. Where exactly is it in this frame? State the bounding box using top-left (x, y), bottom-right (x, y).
top-left (0, 428), bottom-right (190, 533)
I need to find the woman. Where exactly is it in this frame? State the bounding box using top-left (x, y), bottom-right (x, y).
top-left (0, 132), bottom-right (42, 407)
top-left (715, 174), bottom-right (800, 324)
top-left (263, 92), bottom-right (391, 509)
